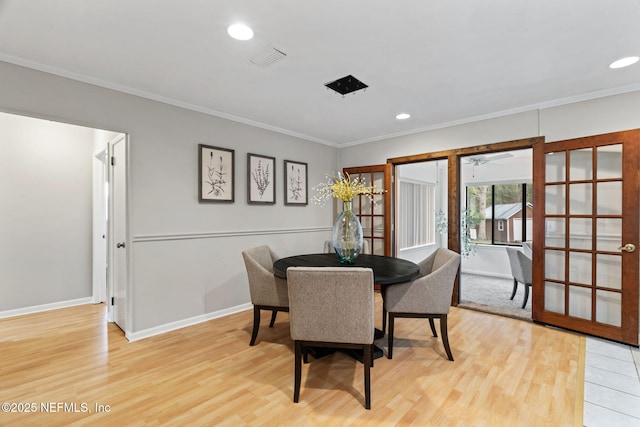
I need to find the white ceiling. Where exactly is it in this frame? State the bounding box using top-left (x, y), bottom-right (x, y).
top-left (1, 0), bottom-right (639, 146)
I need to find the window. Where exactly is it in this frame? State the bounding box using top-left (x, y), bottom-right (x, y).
top-left (466, 183), bottom-right (532, 246)
top-left (398, 181), bottom-right (435, 249)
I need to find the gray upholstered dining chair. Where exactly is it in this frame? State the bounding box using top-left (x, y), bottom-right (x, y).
top-left (241, 245), bottom-right (289, 346)
top-left (287, 266), bottom-right (375, 409)
top-left (506, 246), bottom-right (532, 309)
top-left (383, 248), bottom-right (461, 361)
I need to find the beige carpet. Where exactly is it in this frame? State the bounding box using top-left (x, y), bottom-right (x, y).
top-left (458, 273), bottom-right (532, 321)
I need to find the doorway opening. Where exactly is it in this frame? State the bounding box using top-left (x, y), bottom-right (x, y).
top-left (0, 111), bottom-right (127, 333)
top-left (457, 148), bottom-right (533, 321)
top-left (394, 159), bottom-right (448, 263)
top-left (388, 136), bottom-right (542, 312)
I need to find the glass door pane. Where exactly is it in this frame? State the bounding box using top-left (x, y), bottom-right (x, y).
top-left (597, 144), bottom-right (622, 179)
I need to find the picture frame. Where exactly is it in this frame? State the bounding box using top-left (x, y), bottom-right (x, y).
top-left (284, 160), bottom-right (308, 205)
top-left (247, 153), bottom-right (276, 204)
top-left (199, 144), bottom-right (234, 203)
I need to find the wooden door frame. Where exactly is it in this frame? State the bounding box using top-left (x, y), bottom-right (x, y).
top-left (387, 136), bottom-right (544, 305)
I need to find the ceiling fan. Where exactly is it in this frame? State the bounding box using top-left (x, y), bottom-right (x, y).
top-left (464, 152), bottom-right (514, 177)
top-left (464, 152), bottom-right (514, 166)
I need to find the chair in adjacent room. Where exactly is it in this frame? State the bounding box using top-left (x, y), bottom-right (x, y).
top-left (505, 246), bottom-right (532, 309)
top-left (241, 245), bottom-right (289, 346)
top-left (287, 266), bottom-right (375, 409)
top-left (383, 248), bottom-right (461, 361)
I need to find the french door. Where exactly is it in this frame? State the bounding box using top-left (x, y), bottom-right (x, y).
top-left (343, 164), bottom-right (392, 256)
top-left (532, 129), bottom-right (639, 345)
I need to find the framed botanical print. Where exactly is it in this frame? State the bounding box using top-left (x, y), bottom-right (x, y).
top-left (284, 160), bottom-right (308, 205)
top-left (247, 153), bottom-right (275, 204)
top-left (199, 144), bottom-right (234, 203)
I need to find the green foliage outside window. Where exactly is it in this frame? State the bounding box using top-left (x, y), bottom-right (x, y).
top-left (436, 209), bottom-right (477, 258)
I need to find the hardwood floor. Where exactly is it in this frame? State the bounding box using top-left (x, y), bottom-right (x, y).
top-left (0, 297), bottom-right (584, 426)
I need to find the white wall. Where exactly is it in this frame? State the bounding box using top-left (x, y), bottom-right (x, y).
top-left (0, 61), bottom-right (338, 336)
top-left (0, 113), bottom-right (95, 311)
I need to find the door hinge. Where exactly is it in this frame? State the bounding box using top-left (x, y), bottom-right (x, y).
top-left (111, 156), bottom-right (115, 166)
top-left (111, 297), bottom-right (115, 305)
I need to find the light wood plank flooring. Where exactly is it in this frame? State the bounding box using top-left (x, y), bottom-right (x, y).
top-left (0, 296), bottom-right (583, 426)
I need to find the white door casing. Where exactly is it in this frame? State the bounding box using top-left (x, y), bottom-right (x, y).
top-left (92, 148), bottom-right (108, 304)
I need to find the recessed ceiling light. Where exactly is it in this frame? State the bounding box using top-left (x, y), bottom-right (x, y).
top-left (395, 113), bottom-right (411, 120)
top-left (227, 23), bottom-right (254, 41)
top-left (609, 56), bottom-right (639, 69)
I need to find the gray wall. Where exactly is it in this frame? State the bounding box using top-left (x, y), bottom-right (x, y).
top-left (339, 93), bottom-right (640, 166)
top-left (3, 57), bottom-right (640, 337)
top-left (0, 113), bottom-right (95, 310)
top-left (0, 61), bottom-right (338, 335)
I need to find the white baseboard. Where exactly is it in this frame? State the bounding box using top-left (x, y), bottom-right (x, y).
top-left (0, 297), bottom-right (94, 319)
top-left (126, 303), bottom-right (253, 342)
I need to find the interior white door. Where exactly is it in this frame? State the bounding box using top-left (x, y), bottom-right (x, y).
top-left (111, 136), bottom-right (127, 332)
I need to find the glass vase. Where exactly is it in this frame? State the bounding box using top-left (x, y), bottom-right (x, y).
top-left (332, 200), bottom-right (363, 264)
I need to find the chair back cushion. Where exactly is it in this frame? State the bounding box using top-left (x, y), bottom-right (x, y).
top-left (287, 267), bottom-right (374, 344)
top-left (506, 247), bottom-right (532, 284)
top-left (243, 245), bottom-right (275, 272)
top-left (242, 245), bottom-right (289, 307)
top-left (384, 248), bottom-right (460, 314)
top-left (517, 250), bottom-right (532, 283)
top-left (433, 248), bottom-right (457, 272)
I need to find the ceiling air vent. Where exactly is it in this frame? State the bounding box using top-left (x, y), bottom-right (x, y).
top-left (250, 45), bottom-right (287, 68)
top-left (325, 74), bottom-right (368, 96)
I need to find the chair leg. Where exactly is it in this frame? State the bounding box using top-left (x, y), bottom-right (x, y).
top-left (382, 307), bottom-right (387, 334)
top-left (249, 306), bottom-right (261, 346)
top-left (387, 313), bottom-right (395, 359)
top-left (440, 314), bottom-right (454, 361)
top-left (510, 278), bottom-right (518, 300)
top-left (293, 341), bottom-right (302, 403)
top-left (428, 318), bottom-right (438, 337)
top-left (269, 310), bottom-right (278, 327)
top-left (364, 344), bottom-right (372, 410)
top-left (522, 284), bottom-right (530, 309)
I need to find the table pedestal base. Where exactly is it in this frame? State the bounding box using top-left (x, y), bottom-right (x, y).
top-left (307, 328), bottom-right (386, 362)
top-left (307, 346), bottom-right (384, 362)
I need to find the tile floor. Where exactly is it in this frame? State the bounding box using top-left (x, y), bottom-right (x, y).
top-left (584, 337), bottom-right (640, 426)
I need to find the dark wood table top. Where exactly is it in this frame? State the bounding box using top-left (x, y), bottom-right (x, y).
top-left (273, 253), bottom-right (420, 285)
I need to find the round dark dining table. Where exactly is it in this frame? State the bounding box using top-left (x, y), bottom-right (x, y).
top-left (273, 253), bottom-right (420, 286)
top-left (273, 253), bottom-right (420, 362)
